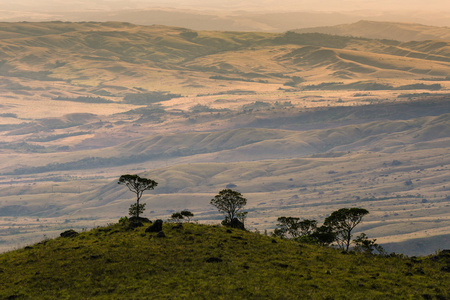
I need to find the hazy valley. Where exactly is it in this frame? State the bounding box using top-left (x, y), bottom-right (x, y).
top-left (0, 21), bottom-right (450, 255)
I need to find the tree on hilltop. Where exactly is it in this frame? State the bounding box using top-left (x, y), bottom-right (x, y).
top-left (324, 207), bottom-right (369, 251)
top-left (211, 189), bottom-right (247, 229)
top-left (118, 174), bottom-right (158, 221)
top-left (180, 210), bottom-right (194, 222)
top-left (274, 217), bottom-right (317, 239)
top-left (171, 212), bottom-right (184, 223)
top-left (353, 233), bottom-right (385, 255)
top-left (274, 217), bottom-right (301, 238)
top-left (170, 210), bottom-right (194, 223)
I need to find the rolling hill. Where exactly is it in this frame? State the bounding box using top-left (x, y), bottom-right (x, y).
top-left (0, 21), bottom-right (450, 99)
top-left (1, 222), bottom-right (449, 299)
top-left (1, 103), bottom-right (450, 255)
top-left (1, 22), bottom-right (450, 254)
top-left (294, 20), bottom-right (450, 42)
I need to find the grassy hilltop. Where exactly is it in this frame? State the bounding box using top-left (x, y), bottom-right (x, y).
top-left (1, 221), bottom-right (449, 299)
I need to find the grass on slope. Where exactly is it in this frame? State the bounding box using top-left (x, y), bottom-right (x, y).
top-left (0, 222), bottom-right (449, 299)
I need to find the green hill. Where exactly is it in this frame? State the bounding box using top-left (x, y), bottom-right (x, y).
top-left (1, 222), bottom-right (449, 299)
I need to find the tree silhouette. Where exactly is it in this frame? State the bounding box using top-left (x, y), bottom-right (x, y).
top-left (118, 174), bottom-right (157, 220)
top-left (180, 210), bottom-right (194, 222)
top-left (171, 212), bottom-right (184, 223)
top-left (324, 208), bottom-right (369, 251)
top-left (210, 189), bottom-right (247, 224)
top-left (353, 233), bottom-right (385, 255)
top-left (274, 217), bottom-right (301, 238)
top-left (274, 217), bottom-right (318, 239)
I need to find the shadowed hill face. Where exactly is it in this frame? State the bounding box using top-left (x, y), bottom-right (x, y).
top-left (5, 111), bottom-right (450, 176)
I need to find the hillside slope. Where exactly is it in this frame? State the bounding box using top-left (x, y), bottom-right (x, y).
top-left (293, 20), bottom-right (450, 42)
top-left (1, 222), bottom-right (449, 299)
top-left (1, 111), bottom-right (449, 255)
top-left (1, 21), bottom-right (450, 101)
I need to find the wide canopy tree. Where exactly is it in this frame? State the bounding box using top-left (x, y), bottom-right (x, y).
top-left (324, 207), bottom-right (369, 251)
top-left (210, 189), bottom-right (247, 223)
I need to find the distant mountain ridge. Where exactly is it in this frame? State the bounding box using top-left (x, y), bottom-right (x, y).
top-left (1, 21), bottom-right (450, 97)
top-left (293, 20), bottom-right (450, 42)
top-left (1, 8), bottom-right (450, 32)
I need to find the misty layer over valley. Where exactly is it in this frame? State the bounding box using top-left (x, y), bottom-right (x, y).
top-left (0, 20), bottom-right (450, 255)
top-left (1, 1), bottom-right (450, 30)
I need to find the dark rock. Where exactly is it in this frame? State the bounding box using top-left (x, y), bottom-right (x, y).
top-left (206, 257), bottom-right (222, 263)
top-left (272, 239), bottom-right (277, 243)
top-left (226, 229), bottom-right (232, 233)
top-left (146, 219), bottom-right (163, 233)
top-left (60, 229), bottom-right (78, 238)
top-left (156, 231), bottom-right (166, 238)
top-left (224, 218), bottom-right (245, 230)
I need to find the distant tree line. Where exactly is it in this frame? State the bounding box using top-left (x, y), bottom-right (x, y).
top-left (52, 96), bottom-right (114, 103)
top-left (123, 91), bottom-right (182, 105)
top-left (303, 81), bottom-right (441, 91)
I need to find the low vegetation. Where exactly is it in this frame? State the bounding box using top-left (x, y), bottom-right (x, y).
top-left (0, 221), bottom-right (449, 299)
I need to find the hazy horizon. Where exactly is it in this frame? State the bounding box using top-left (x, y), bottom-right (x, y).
top-left (0, 0), bottom-right (450, 30)
top-left (2, 0), bottom-right (450, 12)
